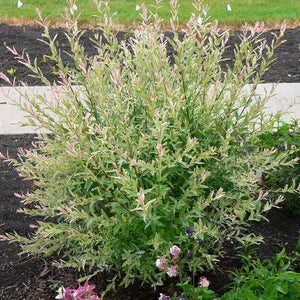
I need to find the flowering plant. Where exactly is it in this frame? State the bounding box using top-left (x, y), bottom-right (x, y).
top-left (155, 242), bottom-right (217, 299)
top-left (55, 281), bottom-right (100, 300)
top-left (0, 0), bottom-right (296, 291)
top-left (158, 274), bottom-right (216, 300)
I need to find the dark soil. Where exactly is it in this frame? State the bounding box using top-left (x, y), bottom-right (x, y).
top-left (0, 24), bottom-right (299, 86)
top-left (0, 24), bottom-right (300, 299)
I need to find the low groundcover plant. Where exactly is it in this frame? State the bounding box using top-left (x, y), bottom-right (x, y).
top-left (0, 0), bottom-right (299, 295)
top-left (257, 119), bottom-right (300, 213)
top-left (222, 248), bottom-right (300, 300)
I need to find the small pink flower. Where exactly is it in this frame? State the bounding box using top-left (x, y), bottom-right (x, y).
top-left (199, 276), bottom-right (210, 287)
top-left (62, 287), bottom-right (74, 300)
top-left (73, 281), bottom-right (99, 299)
top-left (155, 258), bottom-right (168, 271)
top-left (172, 255), bottom-right (179, 264)
top-left (170, 245), bottom-right (181, 256)
top-left (167, 265), bottom-right (179, 277)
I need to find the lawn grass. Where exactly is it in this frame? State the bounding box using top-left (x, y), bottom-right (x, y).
top-left (0, 0), bottom-right (299, 28)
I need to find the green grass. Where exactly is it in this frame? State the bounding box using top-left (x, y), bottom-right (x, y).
top-left (0, 0), bottom-right (299, 27)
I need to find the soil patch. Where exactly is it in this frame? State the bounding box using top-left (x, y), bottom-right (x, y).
top-left (0, 25), bottom-right (299, 86)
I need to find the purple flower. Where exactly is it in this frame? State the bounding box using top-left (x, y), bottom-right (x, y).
top-left (186, 251), bottom-right (192, 259)
top-left (167, 265), bottom-right (179, 277)
top-left (198, 238), bottom-right (204, 245)
top-left (199, 276), bottom-right (210, 287)
top-left (158, 293), bottom-right (171, 300)
top-left (178, 298), bottom-right (185, 300)
top-left (185, 227), bottom-right (194, 236)
top-left (170, 245), bottom-right (181, 256)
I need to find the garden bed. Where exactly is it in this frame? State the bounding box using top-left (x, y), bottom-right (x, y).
top-left (0, 24), bottom-right (300, 299)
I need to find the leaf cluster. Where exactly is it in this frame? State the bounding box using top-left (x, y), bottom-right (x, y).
top-left (223, 248), bottom-right (300, 299)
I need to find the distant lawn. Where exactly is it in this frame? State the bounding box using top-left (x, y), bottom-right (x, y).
top-left (0, 0), bottom-right (299, 28)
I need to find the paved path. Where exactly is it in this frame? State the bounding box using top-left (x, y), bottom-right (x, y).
top-left (0, 83), bottom-right (299, 134)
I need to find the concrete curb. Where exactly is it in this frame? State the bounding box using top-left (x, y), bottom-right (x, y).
top-left (0, 83), bottom-right (299, 135)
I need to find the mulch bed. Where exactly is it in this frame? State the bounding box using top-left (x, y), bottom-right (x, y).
top-left (0, 24), bottom-right (299, 86)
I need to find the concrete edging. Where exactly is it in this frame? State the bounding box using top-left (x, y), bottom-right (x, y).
top-left (0, 83), bottom-right (299, 135)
